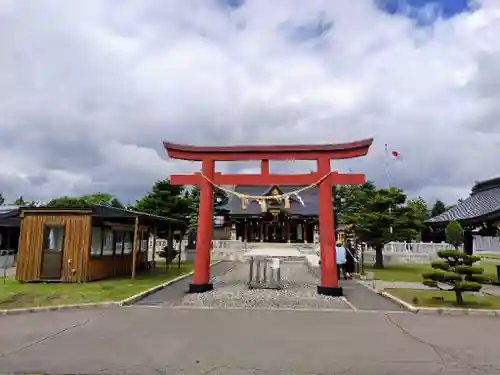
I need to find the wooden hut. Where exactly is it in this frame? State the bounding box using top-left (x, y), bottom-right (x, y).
top-left (15, 204), bottom-right (186, 282)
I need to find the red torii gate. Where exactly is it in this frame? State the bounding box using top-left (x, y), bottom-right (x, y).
top-left (164, 138), bottom-right (373, 296)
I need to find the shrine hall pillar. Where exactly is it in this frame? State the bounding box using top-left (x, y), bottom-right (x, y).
top-left (190, 159), bottom-right (215, 293)
top-left (317, 157), bottom-right (341, 296)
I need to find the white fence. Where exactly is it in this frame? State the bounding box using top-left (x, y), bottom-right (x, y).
top-left (181, 236), bottom-right (500, 264)
top-left (380, 242), bottom-right (453, 254)
top-left (473, 236), bottom-right (500, 254)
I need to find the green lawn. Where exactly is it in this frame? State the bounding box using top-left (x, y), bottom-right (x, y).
top-left (364, 261), bottom-right (498, 282)
top-left (479, 253), bottom-right (500, 259)
top-left (0, 261), bottom-right (193, 310)
top-left (363, 263), bottom-right (432, 282)
top-left (387, 288), bottom-right (500, 309)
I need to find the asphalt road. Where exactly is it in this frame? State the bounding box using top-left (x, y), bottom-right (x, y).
top-left (1, 307), bottom-right (499, 375)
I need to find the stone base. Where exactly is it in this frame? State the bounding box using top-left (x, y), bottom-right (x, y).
top-left (317, 285), bottom-right (343, 296)
top-left (188, 283), bottom-right (213, 293)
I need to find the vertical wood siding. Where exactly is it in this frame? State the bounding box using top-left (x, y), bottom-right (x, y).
top-left (16, 214), bottom-right (91, 282)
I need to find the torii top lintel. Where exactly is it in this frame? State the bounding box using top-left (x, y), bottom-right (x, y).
top-left (163, 138), bottom-right (373, 161)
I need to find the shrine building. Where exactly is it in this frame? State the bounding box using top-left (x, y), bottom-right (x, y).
top-left (225, 185), bottom-right (318, 243)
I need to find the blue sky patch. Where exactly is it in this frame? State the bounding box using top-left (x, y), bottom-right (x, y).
top-left (376, 0), bottom-right (477, 24)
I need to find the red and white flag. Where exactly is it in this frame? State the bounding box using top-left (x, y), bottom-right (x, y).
top-left (391, 150), bottom-right (401, 160)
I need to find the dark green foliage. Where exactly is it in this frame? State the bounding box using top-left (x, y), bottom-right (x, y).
top-left (47, 193), bottom-right (125, 209)
top-left (422, 249), bottom-right (487, 305)
top-left (445, 220), bottom-right (464, 249)
top-left (185, 186), bottom-right (229, 234)
top-left (13, 196), bottom-right (39, 206)
top-left (47, 196), bottom-right (89, 207)
top-left (430, 200), bottom-right (447, 217)
top-left (0, 192), bottom-right (4, 205)
top-left (134, 179), bottom-right (191, 221)
top-left (341, 184), bottom-right (428, 268)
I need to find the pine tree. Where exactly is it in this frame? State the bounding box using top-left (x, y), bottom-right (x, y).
top-left (431, 200), bottom-right (447, 217)
top-left (422, 250), bottom-right (488, 305)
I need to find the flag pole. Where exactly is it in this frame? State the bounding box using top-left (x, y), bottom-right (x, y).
top-left (385, 143), bottom-right (394, 236)
top-left (384, 143), bottom-right (390, 189)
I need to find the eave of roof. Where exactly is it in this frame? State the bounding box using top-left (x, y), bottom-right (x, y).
top-left (19, 204), bottom-right (186, 225)
top-left (427, 184), bottom-right (500, 225)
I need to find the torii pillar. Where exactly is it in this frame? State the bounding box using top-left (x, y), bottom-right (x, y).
top-left (164, 138), bottom-right (373, 296)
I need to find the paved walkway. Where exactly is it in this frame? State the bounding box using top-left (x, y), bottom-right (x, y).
top-left (340, 280), bottom-right (405, 311)
top-left (1, 307), bottom-right (500, 374)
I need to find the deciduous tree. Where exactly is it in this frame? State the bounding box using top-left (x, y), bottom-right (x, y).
top-left (47, 192), bottom-right (125, 208)
top-left (445, 220), bottom-right (464, 249)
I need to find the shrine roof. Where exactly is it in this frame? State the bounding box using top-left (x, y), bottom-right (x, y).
top-left (228, 185), bottom-right (318, 216)
top-left (427, 177), bottom-right (500, 225)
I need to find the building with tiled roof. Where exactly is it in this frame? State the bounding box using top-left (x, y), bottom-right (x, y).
top-left (427, 177), bottom-right (500, 255)
top-left (427, 177), bottom-right (500, 226)
top-left (226, 185), bottom-right (318, 243)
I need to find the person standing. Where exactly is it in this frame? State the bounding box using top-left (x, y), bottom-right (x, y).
top-left (335, 242), bottom-right (348, 280)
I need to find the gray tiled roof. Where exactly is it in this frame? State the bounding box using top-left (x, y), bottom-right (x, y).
top-left (228, 185), bottom-right (318, 216)
top-left (427, 182), bottom-right (500, 224)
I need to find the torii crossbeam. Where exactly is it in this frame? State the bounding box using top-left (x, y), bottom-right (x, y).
top-left (164, 138), bottom-right (373, 296)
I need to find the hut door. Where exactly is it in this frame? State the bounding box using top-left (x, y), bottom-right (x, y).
top-left (40, 224), bottom-right (65, 280)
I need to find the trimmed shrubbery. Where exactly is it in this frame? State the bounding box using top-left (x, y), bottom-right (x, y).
top-left (422, 249), bottom-right (489, 305)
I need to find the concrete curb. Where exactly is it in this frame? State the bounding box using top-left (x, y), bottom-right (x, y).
top-left (0, 301), bottom-right (120, 316)
top-left (340, 296), bottom-right (358, 311)
top-left (417, 306), bottom-right (500, 317)
top-left (118, 269), bottom-right (196, 306)
top-left (380, 290), bottom-right (500, 317)
top-left (0, 261), bottom-right (222, 316)
top-left (379, 291), bottom-right (419, 313)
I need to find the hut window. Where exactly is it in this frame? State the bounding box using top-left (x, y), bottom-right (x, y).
top-left (91, 227), bottom-right (103, 257)
top-left (114, 231), bottom-right (124, 256)
top-left (140, 231), bottom-right (148, 253)
top-left (123, 231), bottom-right (133, 254)
top-left (102, 228), bottom-right (114, 256)
top-left (43, 225), bottom-right (65, 251)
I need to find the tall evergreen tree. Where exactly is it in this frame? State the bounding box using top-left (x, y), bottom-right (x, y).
top-left (431, 200), bottom-right (447, 217)
top-left (134, 179), bottom-right (191, 221)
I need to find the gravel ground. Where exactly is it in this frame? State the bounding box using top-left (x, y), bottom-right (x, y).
top-left (166, 261), bottom-right (349, 310)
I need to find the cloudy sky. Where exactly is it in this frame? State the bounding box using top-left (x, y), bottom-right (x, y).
top-left (1, 0), bottom-right (500, 205)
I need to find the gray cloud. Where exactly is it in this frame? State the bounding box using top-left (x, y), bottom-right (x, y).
top-left (1, 0), bottom-right (500, 206)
